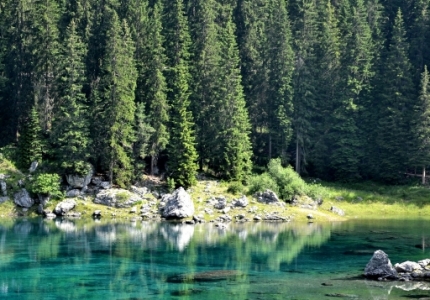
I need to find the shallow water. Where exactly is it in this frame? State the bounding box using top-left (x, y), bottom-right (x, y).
top-left (0, 218), bottom-right (429, 299)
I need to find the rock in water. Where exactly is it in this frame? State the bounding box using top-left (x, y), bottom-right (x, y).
top-left (14, 189), bottom-right (35, 208)
top-left (54, 199), bottom-right (77, 216)
top-left (364, 250), bottom-right (398, 279)
top-left (162, 187), bottom-right (194, 219)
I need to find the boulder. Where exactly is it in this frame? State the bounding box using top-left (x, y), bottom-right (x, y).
top-left (54, 199), bottom-right (77, 216)
top-left (330, 206), bottom-right (345, 216)
top-left (0, 180), bottom-right (6, 196)
top-left (29, 161), bottom-right (38, 173)
top-left (364, 250), bottom-right (398, 279)
top-left (213, 196), bottom-right (227, 210)
top-left (94, 189), bottom-right (142, 208)
top-left (130, 186), bottom-right (149, 197)
top-left (99, 181), bottom-right (111, 189)
top-left (395, 261), bottom-right (423, 273)
top-left (13, 189), bottom-right (35, 208)
top-left (93, 210), bottom-right (102, 218)
top-left (37, 194), bottom-right (50, 206)
top-left (66, 189), bottom-right (81, 198)
top-left (66, 167), bottom-right (93, 189)
top-left (162, 187), bottom-right (194, 219)
top-left (232, 195), bottom-right (248, 208)
top-left (254, 190), bottom-right (285, 206)
top-left (91, 176), bottom-right (103, 186)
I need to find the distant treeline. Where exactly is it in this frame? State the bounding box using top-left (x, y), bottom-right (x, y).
top-left (0, 0), bottom-right (430, 187)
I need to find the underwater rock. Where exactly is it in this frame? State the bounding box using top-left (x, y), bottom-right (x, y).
top-left (167, 270), bottom-right (242, 283)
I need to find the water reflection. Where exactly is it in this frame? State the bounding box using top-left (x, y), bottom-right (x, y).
top-left (0, 218), bottom-right (428, 299)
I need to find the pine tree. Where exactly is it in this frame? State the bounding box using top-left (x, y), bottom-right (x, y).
top-left (264, 0), bottom-right (295, 164)
top-left (409, 0), bottom-right (430, 81)
top-left (376, 9), bottom-right (415, 182)
top-left (96, 10), bottom-right (137, 187)
top-left (30, 0), bottom-right (61, 132)
top-left (51, 19), bottom-right (90, 175)
top-left (18, 107), bottom-right (44, 169)
top-left (142, 2), bottom-right (170, 175)
top-left (187, 0), bottom-right (221, 170)
top-left (327, 0), bottom-right (375, 181)
top-left (216, 11), bottom-right (253, 182)
top-left (310, 0), bottom-right (342, 178)
top-left (411, 65), bottom-right (430, 184)
top-left (2, 0), bottom-right (34, 144)
top-left (292, 0), bottom-right (319, 174)
top-left (134, 102), bottom-right (155, 177)
top-left (163, 0), bottom-right (198, 188)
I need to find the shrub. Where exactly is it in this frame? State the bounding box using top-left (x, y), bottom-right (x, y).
top-left (248, 158), bottom-right (308, 201)
top-left (267, 158), bottom-right (307, 200)
top-left (248, 172), bottom-right (279, 196)
top-left (227, 181), bottom-right (245, 195)
top-left (29, 173), bottom-right (62, 198)
top-left (166, 177), bottom-right (175, 193)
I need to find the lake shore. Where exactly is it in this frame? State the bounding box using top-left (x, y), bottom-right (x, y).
top-left (1, 176), bottom-right (430, 223)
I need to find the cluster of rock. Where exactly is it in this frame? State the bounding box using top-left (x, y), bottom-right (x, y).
top-left (364, 250), bottom-right (430, 281)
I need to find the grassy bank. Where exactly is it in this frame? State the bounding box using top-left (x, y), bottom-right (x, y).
top-left (2, 144), bottom-right (430, 221)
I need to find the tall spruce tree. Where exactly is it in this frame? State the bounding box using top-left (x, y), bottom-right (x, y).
top-left (163, 0), bottom-right (198, 188)
top-left (30, 0), bottom-right (61, 132)
top-left (327, 0), bottom-right (375, 181)
top-left (142, 2), bottom-right (170, 175)
top-left (187, 0), bottom-right (221, 170)
top-left (51, 19), bottom-right (90, 175)
top-left (96, 10), bottom-right (137, 187)
top-left (310, 0), bottom-right (342, 178)
top-left (292, 0), bottom-right (319, 174)
top-left (134, 102), bottom-right (155, 177)
top-left (411, 65), bottom-right (430, 184)
top-left (2, 0), bottom-right (34, 144)
top-left (17, 106), bottom-right (44, 169)
top-left (376, 9), bottom-right (415, 182)
top-left (215, 9), bottom-right (253, 181)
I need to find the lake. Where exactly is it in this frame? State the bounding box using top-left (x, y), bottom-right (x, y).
top-left (0, 218), bottom-right (429, 299)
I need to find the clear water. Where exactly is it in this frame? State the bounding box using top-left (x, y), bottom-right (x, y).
top-left (0, 218), bottom-right (429, 299)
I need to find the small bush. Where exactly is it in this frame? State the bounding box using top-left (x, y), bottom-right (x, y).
top-left (248, 158), bottom-right (309, 201)
top-left (227, 181), bottom-right (245, 195)
top-left (29, 173), bottom-right (62, 198)
top-left (166, 177), bottom-right (175, 193)
top-left (116, 191), bottom-right (130, 203)
top-left (248, 172), bottom-right (279, 196)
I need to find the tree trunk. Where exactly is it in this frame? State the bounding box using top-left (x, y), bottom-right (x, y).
top-left (295, 138), bottom-right (300, 174)
top-left (422, 166), bottom-right (426, 185)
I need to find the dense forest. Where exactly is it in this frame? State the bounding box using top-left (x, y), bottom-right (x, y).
top-left (0, 0), bottom-right (430, 187)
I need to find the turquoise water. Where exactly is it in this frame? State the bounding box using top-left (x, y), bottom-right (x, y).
top-left (0, 218), bottom-right (429, 299)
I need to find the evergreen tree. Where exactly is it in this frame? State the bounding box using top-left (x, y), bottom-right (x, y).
top-left (163, 0), bottom-right (198, 188)
top-left (30, 0), bottom-right (61, 132)
top-left (264, 0), bottom-right (295, 164)
top-left (51, 19), bottom-right (90, 175)
top-left (2, 0), bottom-right (34, 145)
top-left (142, 2), bottom-right (170, 175)
top-left (376, 9), bottom-right (415, 182)
top-left (187, 0), bottom-right (221, 170)
top-left (18, 107), bottom-right (44, 169)
top-left (310, 0), bottom-right (342, 178)
top-left (327, 0), bottom-right (375, 181)
top-left (292, 0), bottom-right (319, 174)
top-left (409, 0), bottom-right (430, 81)
top-left (134, 102), bottom-right (155, 177)
top-left (411, 65), bottom-right (430, 184)
top-left (215, 10), bottom-right (253, 181)
top-left (96, 10), bottom-right (137, 187)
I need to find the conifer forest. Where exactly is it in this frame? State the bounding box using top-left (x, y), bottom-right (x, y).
top-left (1, 0), bottom-right (430, 187)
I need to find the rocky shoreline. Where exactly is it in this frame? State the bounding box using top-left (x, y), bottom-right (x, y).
top-left (364, 250), bottom-right (430, 282)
